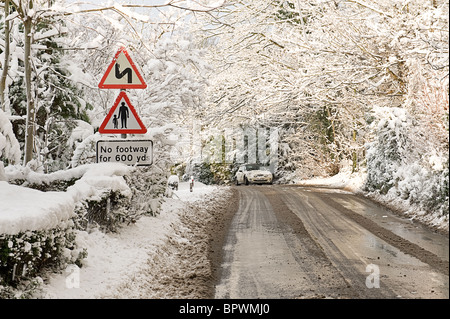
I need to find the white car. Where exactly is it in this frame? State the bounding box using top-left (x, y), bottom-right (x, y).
top-left (235, 164), bottom-right (274, 185)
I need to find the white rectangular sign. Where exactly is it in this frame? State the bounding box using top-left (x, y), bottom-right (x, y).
top-left (96, 140), bottom-right (153, 166)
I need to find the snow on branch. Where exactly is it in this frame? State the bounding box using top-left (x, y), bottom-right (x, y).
top-left (0, 110), bottom-right (21, 165)
top-left (344, 0), bottom-right (392, 18)
top-left (56, 0), bottom-right (225, 17)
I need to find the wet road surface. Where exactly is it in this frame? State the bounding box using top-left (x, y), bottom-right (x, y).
top-left (214, 186), bottom-right (449, 299)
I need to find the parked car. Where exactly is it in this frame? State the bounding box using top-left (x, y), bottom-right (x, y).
top-left (235, 164), bottom-right (273, 185)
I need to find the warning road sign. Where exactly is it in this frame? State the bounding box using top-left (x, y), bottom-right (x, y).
top-left (98, 91), bottom-right (147, 134)
top-left (96, 140), bottom-right (153, 166)
top-left (98, 47), bottom-right (147, 89)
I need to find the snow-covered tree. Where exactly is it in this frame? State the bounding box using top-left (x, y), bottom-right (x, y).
top-left (1, 0), bottom-right (224, 168)
top-left (194, 0), bottom-right (448, 180)
top-left (1, 0), bottom-right (95, 168)
top-left (62, 5), bottom-right (210, 171)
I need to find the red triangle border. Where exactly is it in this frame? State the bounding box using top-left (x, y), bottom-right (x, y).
top-left (98, 47), bottom-right (147, 89)
top-left (98, 91), bottom-right (147, 134)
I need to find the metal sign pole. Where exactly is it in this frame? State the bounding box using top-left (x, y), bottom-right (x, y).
top-left (121, 88), bottom-right (127, 139)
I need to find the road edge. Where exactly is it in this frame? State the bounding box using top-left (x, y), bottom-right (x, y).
top-left (206, 187), bottom-right (240, 298)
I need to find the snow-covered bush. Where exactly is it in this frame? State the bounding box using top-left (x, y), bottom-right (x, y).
top-left (73, 190), bottom-right (129, 232)
top-left (0, 222), bottom-right (86, 289)
top-left (395, 159), bottom-right (449, 217)
top-left (70, 133), bottom-right (102, 168)
top-left (72, 167), bottom-right (168, 232)
top-left (187, 162), bottom-right (235, 185)
top-left (125, 166), bottom-right (168, 217)
top-left (0, 179), bottom-right (88, 294)
top-left (365, 106), bottom-right (449, 228)
top-left (365, 107), bottom-right (414, 194)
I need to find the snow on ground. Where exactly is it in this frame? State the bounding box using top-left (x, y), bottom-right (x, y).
top-left (296, 166), bottom-right (366, 194)
top-left (38, 181), bottom-right (223, 299)
top-left (4, 164), bottom-right (446, 298)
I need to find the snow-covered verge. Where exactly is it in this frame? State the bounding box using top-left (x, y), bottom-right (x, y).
top-left (35, 181), bottom-right (227, 299)
top-left (0, 162), bottom-right (170, 298)
top-left (296, 166), bottom-right (367, 194)
top-left (0, 160), bottom-right (228, 299)
top-left (364, 107), bottom-right (448, 233)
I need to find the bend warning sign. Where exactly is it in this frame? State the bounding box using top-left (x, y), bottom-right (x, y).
top-left (98, 91), bottom-right (147, 134)
top-left (98, 47), bottom-right (147, 89)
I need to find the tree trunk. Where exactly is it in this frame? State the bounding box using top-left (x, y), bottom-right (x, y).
top-left (0, 0), bottom-right (11, 112)
top-left (24, 16), bottom-right (35, 165)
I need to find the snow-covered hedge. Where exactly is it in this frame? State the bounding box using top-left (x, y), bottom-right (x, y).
top-left (185, 162), bottom-right (236, 185)
top-left (0, 223), bottom-right (86, 289)
top-left (4, 163), bottom-right (135, 230)
top-left (0, 163), bottom-right (168, 293)
top-left (0, 181), bottom-right (85, 291)
top-left (365, 107), bottom-right (449, 230)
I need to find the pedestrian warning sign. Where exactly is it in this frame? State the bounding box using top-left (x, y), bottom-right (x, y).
top-left (98, 47), bottom-right (147, 89)
top-left (98, 91), bottom-right (147, 134)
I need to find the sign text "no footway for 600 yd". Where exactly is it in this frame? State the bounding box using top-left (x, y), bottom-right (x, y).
top-left (96, 140), bottom-right (153, 166)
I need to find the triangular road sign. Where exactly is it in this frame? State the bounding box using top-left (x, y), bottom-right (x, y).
top-left (98, 47), bottom-right (147, 89)
top-left (98, 91), bottom-right (147, 134)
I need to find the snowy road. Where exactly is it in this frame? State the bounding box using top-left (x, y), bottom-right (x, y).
top-left (215, 185), bottom-right (449, 299)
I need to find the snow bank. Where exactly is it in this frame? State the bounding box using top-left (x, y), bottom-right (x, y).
top-left (0, 181), bottom-right (75, 235)
top-left (39, 181), bottom-right (225, 299)
top-left (297, 166), bottom-right (366, 193)
top-left (173, 180), bottom-right (220, 202)
top-left (0, 163), bottom-right (133, 236)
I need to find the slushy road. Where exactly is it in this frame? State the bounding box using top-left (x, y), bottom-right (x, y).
top-left (215, 186), bottom-right (449, 299)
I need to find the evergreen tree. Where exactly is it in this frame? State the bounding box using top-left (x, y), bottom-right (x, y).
top-left (6, 7), bottom-right (93, 171)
